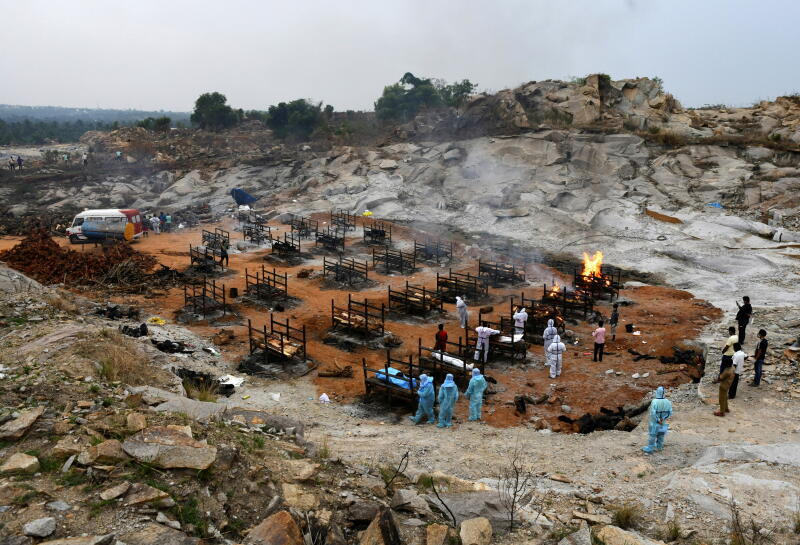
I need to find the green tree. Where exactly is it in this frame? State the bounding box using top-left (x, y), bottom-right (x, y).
top-left (265, 99), bottom-right (324, 140)
top-left (436, 79), bottom-right (478, 108)
top-left (136, 116), bottom-right (171, 131)
top-left (190, 92), bottom-right (239, 131)
top-left (375, 73), bottom-right (475, 121)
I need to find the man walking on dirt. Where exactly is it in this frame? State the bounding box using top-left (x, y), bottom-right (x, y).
top-left (16, 155), bottom-right (23, 170)
top-left (715, 326), bottom-right (738, 380)
top-left (434, 323), bottom-right (448, 352)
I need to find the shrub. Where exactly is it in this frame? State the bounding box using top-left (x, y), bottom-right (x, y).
top-left (75, 329), bottom-right (162, 386)
top-left (611, 502), bottom-right (642, 529)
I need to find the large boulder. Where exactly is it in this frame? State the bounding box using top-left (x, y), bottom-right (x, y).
top-left (359, 508), bottom-right (402, 545)
top-left (426, 524), bottom-right (458, 545)
top-left (244, 510), bottom-right (304, 545)
top-left (424, 491), bottom-right (508, 530)
top-left (124, 483), bottom-right (170, 506)
top-left (121, 523), bottom-right (200, 545)
top-left (459, 517), bottom-right (493, 545)
top-left (122, 426), bottom-right (217, 470)
top-left (23, 518), bottom-right (56, 538)
top-left (595, 525), bottom-right (667, 545)
top-left (558, 526), bottom-right (592, 545)
top-left (77, 439), bottom-right (129, 465)
top-left (390, 489), bottom-right (431, 516)
top-left (39, 537), bottom-right (115, 545)
top-left (0, 453), bottom-right (40, 474)
top-left (0, 406), bottom-right (45, 440)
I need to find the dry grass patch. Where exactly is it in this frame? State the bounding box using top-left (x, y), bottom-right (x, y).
top-left (44, 291), bottom-right (79, 313)
top-left (74, 329), bottom-right (165, 386)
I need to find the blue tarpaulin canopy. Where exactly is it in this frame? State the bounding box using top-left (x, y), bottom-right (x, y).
top-left (231, 188), bottom-right (257, 206)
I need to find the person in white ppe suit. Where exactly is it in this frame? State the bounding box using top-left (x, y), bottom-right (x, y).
top-left (546, 334), bottom-right (566, 379)
top-left (512, 306), bottom-right (528, 336)
top-left (474, 322), bottom-right (500, 362)
top-left (456, 296), bottom-right (469, 329)
top-left (542, 318), bottom-right (558, 356)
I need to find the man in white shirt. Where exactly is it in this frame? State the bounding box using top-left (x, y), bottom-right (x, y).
top-left (474, 322), bottom-right (500, 363)
top-left (512, 306), bottom-right (528, 336)
top-left (730, 343), bottom-right (746, 400)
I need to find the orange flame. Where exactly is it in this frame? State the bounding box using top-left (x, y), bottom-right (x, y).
top-left (549, 281), bottom-right (562, 296)
top-left (582, 251), bottom-right (604, 278)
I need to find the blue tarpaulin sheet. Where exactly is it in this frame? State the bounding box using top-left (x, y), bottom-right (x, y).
top-left (231, 188), bottom-right (257, 206)
top-left (375, 367), bottom-right (417, 390)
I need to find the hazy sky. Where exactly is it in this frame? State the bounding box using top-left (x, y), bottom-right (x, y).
top-left (1, 0), bottom-right (798, 112)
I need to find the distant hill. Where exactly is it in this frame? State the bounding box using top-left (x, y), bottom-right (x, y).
top-left (0, 104), bottom-right (191, 124)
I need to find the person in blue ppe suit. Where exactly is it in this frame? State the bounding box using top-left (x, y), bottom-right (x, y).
top-left (543, 319), bottom-right (558, 356)
top-left (642, 386), bottom-right (673, 453)
top-left (465, 368), bottom-right (488, 421)
top-left (437, 373), bottom-right (459, 428)
top-left (410, 374), bottom-right (435, 424)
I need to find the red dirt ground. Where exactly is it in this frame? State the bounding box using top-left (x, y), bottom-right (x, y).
top-left (0, 215), bottom-right (721, 432)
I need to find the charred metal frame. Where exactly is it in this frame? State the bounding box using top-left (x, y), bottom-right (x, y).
top-left (202, 227), bottom-right (230, 251)
top-left (288, 215), bottom-right (319, 238)
top-left (372, 247), bottom-right (416, 274)
top-left (315, 226), bottom-right (346, 253)
top-left (413, 237), bottom-right (453, 265)
top-left (189, 244), bottom-right (223, 272)
top-left (436, 269), bottom-right (489, 302)
top-left (245, 265), bottom-right (288, 301)
top-left (243, 223), bottom-right (271, 244)
top-left (247, 315), bottom-right (307, 363)
top-left (388, 281), bottom-right (443, 314)
top-left (540, 283), bottom-right (594, 320)
top-left (476, 310), bottom-right (527, 360)
top-left (362, 351), bottom-right (419, 407)
top-left (331, 294), bottom-right (386, 338)
top-left (478, 260), bottom-right (525, 287)
top-left (417, 337), bottom-right (483, 387)
top-left (322, 256), bottom-right (368, 285)
top-left (331, 209), bottom-right (357, 232)
top-left (573, 265), bottom-right (622, 301)
top-left (362, 219), bottom-right (392, 245)
top-left (183, 277), bottom-right (227, 318)
top-left (269, 232), bottom-right (301, 256)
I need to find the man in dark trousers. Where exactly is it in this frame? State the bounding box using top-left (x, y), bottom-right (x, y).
top-left (218, 246), bottom-right (229, 268)
top-left (735, 296), bottom-right (752, 344)
top-left (750, 329), bottom-right (768, 387)
top-left (434, 323), bottom-right (448, 352)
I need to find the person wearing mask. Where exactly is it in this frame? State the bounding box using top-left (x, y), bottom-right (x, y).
top-left (512, 306), bottom-right (528, 336)
top-left (165, 213), bottom-right (173, 232)
top-left (82, 153), bottom-right (88, 167)
top-left (434, 324), bottom-right (448, 352)
top-left (546, 334), bottom-right (566, 379)
top-left (542, 319), bottom-right (558, 357)
top-left (641, 386), bottom-right (673, 453)
top-left (715, 358), bottom-right (735, 416)
top-left (465, 368), bottom-right (488, 421)
top-left (474, 322), bottom-right (500, 363)
top-left (715, 326), bottom-right (738, 380)
top-left (219, 246), bottom-right (229, 268)
top-left (159, 212), bottom-right (167, 229)
top-left (456, 296), bottom-right (469, 329)
top-left (729, 343), bottom-right (746, 400)
top-left (750, 329), bottom-right (768, 387)
top-left (735, 296), bottom-right (752, 345)
top-left (437, 374), bottom-right (459, 428)
top-left (592, 321), bottom-right (606, 362)
top-left (609, 303), bottom-right (620, 341)
top-left (410, 374), bottom-right (435, 425)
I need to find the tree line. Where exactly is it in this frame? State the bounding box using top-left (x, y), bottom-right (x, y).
top-left (0, 73), bottom-right (478, 144)
top-left (190, 73), bottom-right (478, 140)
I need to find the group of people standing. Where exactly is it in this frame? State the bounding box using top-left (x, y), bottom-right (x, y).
top-left (714, 296), bottom-right (767, 417)
top-left (147, 211), bottom-right (173, 234)
top-left (6, 155), bottom-right (23, 171)
top-left (410, 369), bottom-right (488, 428)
